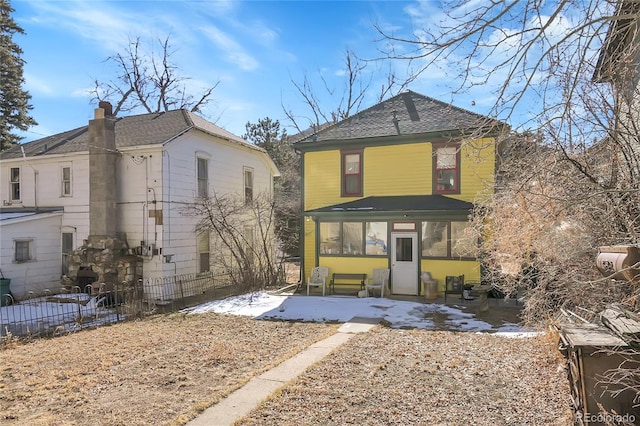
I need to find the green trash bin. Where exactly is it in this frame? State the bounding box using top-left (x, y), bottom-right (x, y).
top-left (0, 278), bottom-right (11, 306)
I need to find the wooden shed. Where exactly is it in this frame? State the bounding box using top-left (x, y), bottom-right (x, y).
top-left (558, 307), bottom-right (640, 425)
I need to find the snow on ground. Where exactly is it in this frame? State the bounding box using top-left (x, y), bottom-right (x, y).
top-left (185, 292), bottom-right (538, 335)
top-left (0, 293), bottom-right (122, 337)
top-left (1, 291), bottom-right (538, 337)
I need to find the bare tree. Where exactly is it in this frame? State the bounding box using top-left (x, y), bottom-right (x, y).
top-left (91, 35), bottom-right (219, 116)
top-left (189, 191), bottom-right (285, 293)
top-left (243, 118), bottom-right (300, 257)
top-left (375, 0), bottom-right (640, 315)
top-left (283, 48), bottom-right (408, 134)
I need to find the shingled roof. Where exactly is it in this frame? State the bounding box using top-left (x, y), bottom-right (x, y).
top-left (306, 194), bottom-right (474, 214)
top-left (294, 90), bottom-right (501, 147)
top-left (0, 109), bottom-right (264, 159)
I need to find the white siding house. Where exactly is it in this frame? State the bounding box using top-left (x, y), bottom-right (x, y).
top-left (0, 210), bottom-right (63, 298)
top-left (0, 107), bottom-right (279, 299)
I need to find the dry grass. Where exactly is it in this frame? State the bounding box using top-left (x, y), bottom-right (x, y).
top-left (0, 313), bottom-right (337, 425)
top-left (240, 328), bottom-right (573, 426)
top-left (1, 307), bottom-right (573, 426)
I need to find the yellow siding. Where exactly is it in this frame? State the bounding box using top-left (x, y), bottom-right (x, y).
top-left (420, 259), bottom-right (481, 294)
top-left (304, 150), bottom-right (341, 210)
top-left (302, 137), bottom-right (496, 288)
top-left (364, 144), bottom-right (432, 196)
top-left (304, 138), bottom-right (496, 209)
top-left (303, 220), bottom-right (316, 280)
top-left (457, 138), bottom-right (496, 202)
top-left (315, 257), bottom-right (388, 293)
top-left (318, 257), bottom-right (388, 277)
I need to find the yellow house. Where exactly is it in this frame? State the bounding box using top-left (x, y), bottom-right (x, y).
top-left (294, 90), bottom-right (506, 296)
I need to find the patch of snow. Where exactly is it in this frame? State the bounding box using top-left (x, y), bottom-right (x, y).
top-left (184, 292), bottom-right (535, 335)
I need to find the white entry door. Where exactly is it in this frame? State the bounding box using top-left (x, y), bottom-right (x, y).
top-left (391, 232), bottom-right (419, 295)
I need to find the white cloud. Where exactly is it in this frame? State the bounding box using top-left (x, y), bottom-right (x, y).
top-left (71, 87), bottom-right (95, 98)
top-left (199, 26), bottom-right (260, 71)
top-left (24, 73), bottom-right (54, 96)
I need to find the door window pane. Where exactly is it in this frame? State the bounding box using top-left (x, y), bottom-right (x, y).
top-left (62, 233), bottom-right (73, 275)
top-left (395, 237), bottom-right (413, 262)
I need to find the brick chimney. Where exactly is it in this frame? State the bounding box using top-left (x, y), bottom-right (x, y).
top-left (88, 102), bottom-right (117, 238)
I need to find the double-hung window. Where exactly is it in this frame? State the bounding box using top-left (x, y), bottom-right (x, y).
top-left (197, 157), bottom-right (208, 198)
top-left (434, 145), bottom-right (459, 194)
top-left (244, 167), bottom-right (254, 205)
top-left (10, 167), bottom-right (20, 201)
top-left (61, 166), bottom-right (72, 196)
top-left (342, 151), bottom-right (362, 197)
top-left (197, 231), bottom-right (210, 273)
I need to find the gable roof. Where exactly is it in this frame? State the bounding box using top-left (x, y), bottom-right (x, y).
top-left (293, 90), bottom-right (503, 147)
top-left (306, 195), bottom-right (474, 215)
top-left (0, 109), bottom-right (265, 160)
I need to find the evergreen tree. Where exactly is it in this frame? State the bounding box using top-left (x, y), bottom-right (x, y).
top-left (0, 0), bottom-right (36, 151)
top-left (243, 118), bottom-right (300, 256)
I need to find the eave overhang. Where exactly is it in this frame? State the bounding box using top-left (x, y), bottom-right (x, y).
top-left (305, 195), bottom-right (474, 219)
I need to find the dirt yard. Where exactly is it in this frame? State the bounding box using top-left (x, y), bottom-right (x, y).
top-left (1, 313), bottom-right (572, 426)
top-left (241, 328), bottom-right (573, 425)
top-left (0, 313), bottom-right (337, 425)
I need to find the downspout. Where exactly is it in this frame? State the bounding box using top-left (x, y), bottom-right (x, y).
top-left (20, 146), bottom-right (38, 210)
top-left (145, 155), bottom-right (149, 251)
top-left (297, 148), bottom-right (305, 284)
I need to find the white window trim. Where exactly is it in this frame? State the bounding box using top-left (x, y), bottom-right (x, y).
top-left (196, 152), bottom-right (211, 198)
top-left (13, 238), bottom-right (35, 263)
top-left (9, 166), bottom-right (21, 201)
top-left (60, 164), bottom-right (72, 197)
top-left (197, 231), bottom-right (210, 274)
top-left (243, 166), bottom-right (254, 205)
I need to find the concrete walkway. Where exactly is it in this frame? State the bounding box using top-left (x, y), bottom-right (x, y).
top-left (186, 317), bottom-right (379, 426)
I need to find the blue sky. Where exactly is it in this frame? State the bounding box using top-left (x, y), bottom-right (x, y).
top-left (10, 0), bottom-right (588, 142)
top-left (10, 0), bottom-right (481, 142)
